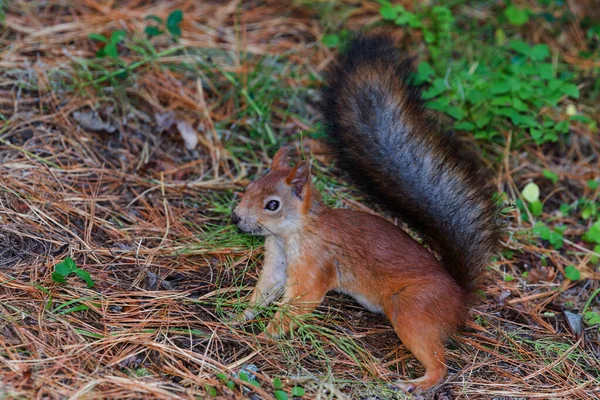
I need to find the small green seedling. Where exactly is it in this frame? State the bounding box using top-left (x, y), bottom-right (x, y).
top-left (583, 289), bottom-right (600, 329)
top-left (166, 10), bottom-right (183, 37)
top-left (322, 34), bottom-right (340, 48)
top-left (591, 244), bottom-right (600, 264)
top-left (204, 384), bottom-right (217, 397)
top-left (522, 182), bottom-right (543, 217)
top-left (144, 15), bottom-right (164, 37)
top-left (542, 169), bottom-right (559, 184)
top-left (292, 386), bottom-right (306, 397)
top-left (89, 30), bottom-right (126, 58)
top-left (214, 372), bottom-right (305, 398)
top-left (564, 265), bottom-right (581, 281)
top-left (584, 311), bottom-right (600, 328)
top-left (239, 371), bottom-right (261, 388)
top-left (273, 377), bottom-right (287, 400)
top-left (583, 220), bottom-right (600, 244)
top-left (504, 5), bottom-right (530, 26)
top-left (581, 200), bottom-right (597, 220)
top-left (321, 30), bottom-right (350, 49)
top-left (533, 222), bottom-right (565, 249)
top-left (274, 391), bottom-right (288, 400)
top-left (52, 257), bottom-right (95, 288)
top-left (522, 182), bottom-right (540, 203)
top-left (145, 10), bottom-right (184, 38)
top-left (272, 377), bottom-right (305, 399)
top-left (216, 372), bottom-right (236, 390)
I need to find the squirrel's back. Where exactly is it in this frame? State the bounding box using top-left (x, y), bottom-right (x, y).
top-left (320, 31), bottom-right (501, 295)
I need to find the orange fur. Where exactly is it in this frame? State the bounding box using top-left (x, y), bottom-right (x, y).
top-left (231, 149), bottom-right (468, 392)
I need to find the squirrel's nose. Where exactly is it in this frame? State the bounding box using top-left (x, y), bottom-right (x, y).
top-left (231, 211), bottom-right (241, 224)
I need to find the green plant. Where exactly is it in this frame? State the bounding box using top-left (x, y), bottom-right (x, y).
top-left (522, 182), bottom-right (543, 217)
top-left (416, 39), bottom-right (579, 145)
top-left (238, 371), bottom-right (260, 388)
top-left (204, 384), bottom-right (218, 397)
top-left (214, 371), bottom-right (305, 399)
top-left (34, 282), bottom-right (97, 314)
top-left (584, 311), bottom-right (600, 328)
top-left (32, 283), bottom-right (53, 310)
top-left (292, 386), bottom-right (306, 397)
top-left (583, 220), bottom-right (600, 244)
top-left (504, 5), bottom-right (530, 26)
top-left (52, 257), bottom-right (95, 288)
top-left (532, 222), bottom-right (565, 249)
top-left (542, 169), bottom-right (559, 184)
top-left (564, 265), bottom-right (581, 281)
top-left (580, 199), bottom-right (598, 220)
top-left (559, 202), bottom-right (575, 216)
top-left (79, 9), bottom-right (186, 91)
top-left (144, 15), bottom-right (164, 38)
top-left (380, 2), bottom-right (453, 52)
top-left (53, 297), bottom-right (96, 315)
top-left (273, 377), bottom-right (306, 399)
top-left (144, 10), bottom-right (184, 38)
top-left (582, 221), bottom-right (600, 263)
top-left (273, 377), bottom-right (286, 400)
top-left (134, 368), bottom-right (151, 377)
top-left (378, 2), bottom-right (582, 146)
top-left (591, 245), bottom-right (600, 264)
top-left (89, 30), bottom-right (127, 58)
top-left (216, 54), bottom-right (313, 149)
top-left (216, 372), bottom-right (236, 390)
top-left (582, 288), bottom-right (600, 329)
top-left (166, 9), bottom-right (183, 37)
top-left (322, 33), bottom-right (341, 48)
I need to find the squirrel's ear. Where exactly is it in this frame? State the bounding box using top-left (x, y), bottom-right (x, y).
top-left (286, 161), bottom-right (310, 199)
top-left (271, 147), bottom-right (291, 170)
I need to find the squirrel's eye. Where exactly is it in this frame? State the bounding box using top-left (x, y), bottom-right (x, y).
top-left (265, 200), bottom-right (280, 211)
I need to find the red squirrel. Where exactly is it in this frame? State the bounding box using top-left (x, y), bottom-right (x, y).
top-left (230, 31), bottom-right (501, 392)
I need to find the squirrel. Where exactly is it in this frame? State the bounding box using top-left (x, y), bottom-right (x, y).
top-left (230, 30), bottom-right (501, 392)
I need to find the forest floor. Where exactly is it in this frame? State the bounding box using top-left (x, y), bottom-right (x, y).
top-left (0, 1), bottom-right (599, 399)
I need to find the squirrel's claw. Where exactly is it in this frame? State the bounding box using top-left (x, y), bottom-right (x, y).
top-left (393, 376), bottom-right (441, 394)
top-left (257, 330), bottom-right (277, 342)
top-left (390, 381), bottom-right (417, 395)
top-left (226, 309), bottom-right (254, 326)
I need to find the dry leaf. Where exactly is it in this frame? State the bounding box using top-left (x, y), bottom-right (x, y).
top-left (72, 110), bottom-right (116, 133)
top-left (498, 290), bottom-right (511, 305)
top-left (155, 111), bottom-right (176, 133)
top-left (562, 310), bottom-right (583, 340)
top-left (176, 121), bottom-right (198, 150)
top-left (526, 266), bottom-right (556, 284)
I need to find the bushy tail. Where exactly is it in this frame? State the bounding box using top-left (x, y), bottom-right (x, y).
top-left (320, 31), bottom-right (501, 294)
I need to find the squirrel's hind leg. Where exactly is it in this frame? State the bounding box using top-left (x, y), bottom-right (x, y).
top-left (392, 322), bottom-right (447, 392)
top-left (386, 298), bottom-right (449, 392)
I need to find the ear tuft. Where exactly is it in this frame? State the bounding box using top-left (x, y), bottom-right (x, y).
top-left (271, 147), bottom-right (291, 170)
top-left (286, 161), bottom-right (310, 199)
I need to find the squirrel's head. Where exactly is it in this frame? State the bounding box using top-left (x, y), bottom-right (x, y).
top-left (231, 147), bottom-right (317, 236)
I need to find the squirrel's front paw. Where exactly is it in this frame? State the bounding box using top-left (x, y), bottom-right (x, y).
top-left (227, 309), bottom-right (254, 326)
top-left (257, 331), bottom-right (276, 342)
top-left (262, 322), bottom-right (282, 339)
